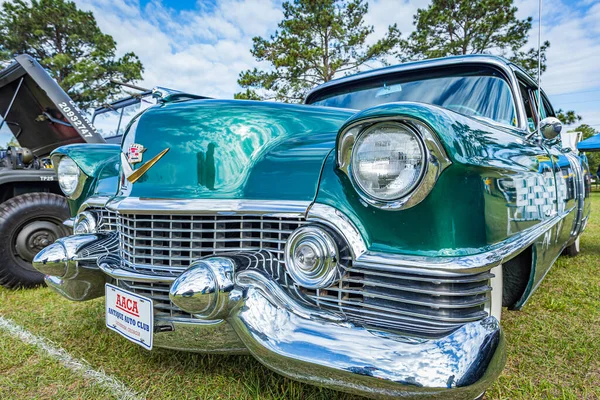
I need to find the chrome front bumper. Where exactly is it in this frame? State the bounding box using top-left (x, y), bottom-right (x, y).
top-left (33, 234), bottom-right (505, 400)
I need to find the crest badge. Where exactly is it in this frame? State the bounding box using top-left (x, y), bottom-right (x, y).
top-left (127, 144), bottom-right (146, 164)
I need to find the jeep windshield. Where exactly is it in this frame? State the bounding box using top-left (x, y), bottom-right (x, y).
top-left (92, 92), bottom-right (156, 140)
top-left (308, 66), bottom-right (517, 127)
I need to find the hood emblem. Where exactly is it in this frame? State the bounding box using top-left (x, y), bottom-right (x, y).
top-left (121, 147), bottom-right (170, 184)
top-left (127, 144), bottom-right (146, 164)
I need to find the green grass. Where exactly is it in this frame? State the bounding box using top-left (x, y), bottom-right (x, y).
top-left (0, 330), bottom-right (114, 399)
top-left (1, 196), bottom-right (600, 399)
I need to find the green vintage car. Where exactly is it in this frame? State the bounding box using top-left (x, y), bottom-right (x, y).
top-left (33, 55), bottom-right (591, 400)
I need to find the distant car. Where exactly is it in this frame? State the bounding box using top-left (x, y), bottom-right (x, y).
top-left (34, 55), bottom-right (591, 400)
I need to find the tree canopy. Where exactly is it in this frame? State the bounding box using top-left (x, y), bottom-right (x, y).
top-left (557, 109), bottom-right (583, 126)
top-left (0, 0), bottom-right (143, 109)
top-left (236, 0), bottom-right (401, 102)
top-left (401, 0), bottom-right (548, 77)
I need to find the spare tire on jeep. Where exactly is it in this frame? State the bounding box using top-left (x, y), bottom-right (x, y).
top-left (0, 193), bottom-right (70, 288)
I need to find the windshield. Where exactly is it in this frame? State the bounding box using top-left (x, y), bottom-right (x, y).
top-left (92, 108), bottom-right (121, 139)
top-left (92, 94), bottom-right (155, 138)
top-left (310, 68), bottom-right (517, 127)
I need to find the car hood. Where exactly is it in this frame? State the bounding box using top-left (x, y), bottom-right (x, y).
top-left (0, 55), bottom-right (104, 156)
top-left (119, 99), bottom-right (354, 201)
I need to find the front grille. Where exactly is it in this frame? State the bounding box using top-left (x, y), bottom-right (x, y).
top-left (297, 267), bottom-right (492, 337)
top-left (87, 207), bottom-right (118, 232)
top-left (110, 209), bottom-right (491, 337)
top-left (118, 213), bottom-right (304, 269)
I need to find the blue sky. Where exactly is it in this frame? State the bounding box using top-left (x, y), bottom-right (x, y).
top-left (71, 0), bottom-right (600, 129)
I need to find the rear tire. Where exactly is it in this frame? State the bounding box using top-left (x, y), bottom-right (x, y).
top-left (563, 236), bottom-right (580, 257)
top-left (0, 193), bottom-right (70, 289)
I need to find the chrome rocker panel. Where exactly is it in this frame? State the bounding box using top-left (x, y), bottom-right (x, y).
top-left (33, 234), bottom-right (505, 400)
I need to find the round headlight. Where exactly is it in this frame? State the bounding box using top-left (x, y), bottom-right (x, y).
top-left (73, 211), bottom-right (97, 235)
top-left (284, 226), bottom-right (340, 289)
top-left (57, 157), bottom-right (81, 197)
top-left (351, 122), bottom-right (425, 201)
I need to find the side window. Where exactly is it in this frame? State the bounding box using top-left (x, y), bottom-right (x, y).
top-left (518, 80), bottom-right (555, 131)
top-left (519, 83), bottom-right (536, 132)
top-left (537, 93), bottom-right (555, 119)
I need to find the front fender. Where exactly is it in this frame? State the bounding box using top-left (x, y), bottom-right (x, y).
top-left (317, 102), bottom-right (559, 257)
top-left (51, 144), bottom-right (121, 214)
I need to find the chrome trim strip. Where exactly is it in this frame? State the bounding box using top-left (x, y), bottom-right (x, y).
top-left (81, 198), bottom-right (560, 276)
top-left (309, 203), bottom-right (563, 274)
top-left (565, 152), bottom-right (586, 237)
top-left (306, 203), bottom-right (367, 258)
top-left (77, 196), bottom-right (112, 214)
top-left (97, 257), bottom-right (177, 283)
top-left (106, 197), bottom-right (311, 217)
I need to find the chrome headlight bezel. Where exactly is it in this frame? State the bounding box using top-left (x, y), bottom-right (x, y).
top-left (55, 156), bottom-right (87, 199)
top-left (350, 122), bottom-right (427, 202)
top-left (337, 117), bottom-right (451, 210)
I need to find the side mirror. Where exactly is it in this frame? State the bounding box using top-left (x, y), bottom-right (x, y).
top-left (539, 117), bottom-right (562, 140)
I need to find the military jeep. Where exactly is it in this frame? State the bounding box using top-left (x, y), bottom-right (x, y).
top-left (0, 55), bottom-right (150, 288)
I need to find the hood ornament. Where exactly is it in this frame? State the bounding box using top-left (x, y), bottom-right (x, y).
top-left (121, 146), bottom-right (170, 184)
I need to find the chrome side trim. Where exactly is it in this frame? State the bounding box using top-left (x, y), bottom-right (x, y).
top-left (336, 117), bottom-right (452, 210)
top-left (77, 196), bottom-right (112, 214)
top-left (308, 203), bottom-right (563, 275)
top-left (106, 197), bottom-right (311, 217)
top-left (565, 152), bottom-right (586, 238)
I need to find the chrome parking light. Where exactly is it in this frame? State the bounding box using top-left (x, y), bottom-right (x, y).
top-left (284, 225), bottom-right (341, 289)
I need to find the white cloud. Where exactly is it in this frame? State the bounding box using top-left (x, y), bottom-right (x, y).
top-left (74, 0), bottom-right (600, 127)
top-left (74, 0), bottom-right (282, 99)
top-left (516, 0), bottom-right (600, 126)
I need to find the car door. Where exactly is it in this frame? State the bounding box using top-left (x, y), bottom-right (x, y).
top-left (533, 91), bottom-right (587, 245)
top-left (505, 78), bottom-right (566, 296)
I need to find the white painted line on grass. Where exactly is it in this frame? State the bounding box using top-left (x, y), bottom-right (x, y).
top-left (0, 316), bottom-right (143, 400)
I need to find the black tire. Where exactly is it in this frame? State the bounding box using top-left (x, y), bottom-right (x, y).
top-left (0, 193), bottom-right (71, 289)
top-left (563, 236), bottom-right (581, 257)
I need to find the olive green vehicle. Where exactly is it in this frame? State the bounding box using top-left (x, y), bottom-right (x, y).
top-left (0, 55), bottom-right (105, 288)
top-left (0, 55), bottom-right (159, 288)
top-left (33, 55), bottom-right (593, 399)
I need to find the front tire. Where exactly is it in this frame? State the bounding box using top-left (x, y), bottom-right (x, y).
top-left (563, 236), bottom-right (581, 257)
top-left (0, 193), bottom-right (71, 289)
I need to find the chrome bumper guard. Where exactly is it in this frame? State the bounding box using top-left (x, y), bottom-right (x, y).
top-left (33, 235), bottom-right (505, 400)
